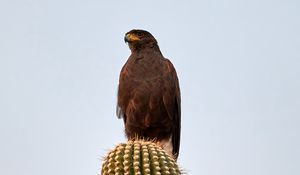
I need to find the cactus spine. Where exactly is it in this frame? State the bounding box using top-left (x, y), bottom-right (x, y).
top-left (101, 140), bottom-right (181, 175)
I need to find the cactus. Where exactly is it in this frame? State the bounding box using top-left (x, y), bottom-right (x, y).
top-left (101, 140), bottom-right (181, 175)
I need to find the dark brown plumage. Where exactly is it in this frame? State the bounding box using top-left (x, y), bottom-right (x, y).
top-left (117, 29), bottom-right (181, 160)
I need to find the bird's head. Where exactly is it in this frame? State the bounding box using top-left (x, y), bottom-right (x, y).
top-left (124, 29), bottom-right (158, 51)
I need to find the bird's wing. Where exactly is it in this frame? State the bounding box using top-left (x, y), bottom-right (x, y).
top-left (162, 59), bottom-right (181, 159)
top-left (116, 64), bottom-right (128, 120)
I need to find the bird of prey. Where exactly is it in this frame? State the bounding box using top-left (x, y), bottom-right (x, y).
top-left (117, 29), bottom-right (181, 160)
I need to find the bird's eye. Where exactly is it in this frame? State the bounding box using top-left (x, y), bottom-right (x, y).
top-left (137, 32), bottom-right (143, 37)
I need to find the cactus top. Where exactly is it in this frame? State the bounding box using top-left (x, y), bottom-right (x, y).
top-left (101, 140), bottom-right (181, 175)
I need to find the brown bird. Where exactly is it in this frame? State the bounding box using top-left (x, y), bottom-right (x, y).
top-left (117, 29), bottom-right (181, 159)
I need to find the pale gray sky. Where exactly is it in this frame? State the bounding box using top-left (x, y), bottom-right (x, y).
top-left (0, 0), bottom-right (299, 175)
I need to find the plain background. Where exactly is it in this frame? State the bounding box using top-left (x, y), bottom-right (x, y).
top-left (0, 0), bottom-right (299, 175)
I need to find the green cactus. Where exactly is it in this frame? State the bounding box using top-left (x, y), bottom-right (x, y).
top-left (101, 140), bottom-right (181, 175)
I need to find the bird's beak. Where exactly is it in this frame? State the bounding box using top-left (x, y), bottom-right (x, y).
top-left (124, 33), bottom-right (140, 43)
top-left (124, 35), bottom-right (129, 43)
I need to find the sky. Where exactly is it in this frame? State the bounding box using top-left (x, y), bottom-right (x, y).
top-left (0, 0), bottom-right (299, 175)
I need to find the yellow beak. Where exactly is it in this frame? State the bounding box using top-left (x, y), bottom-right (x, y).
top-left (125, 33), bottom-right (140, 42)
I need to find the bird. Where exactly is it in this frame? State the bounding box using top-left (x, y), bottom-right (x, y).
top-left (117, 29), bottom-right (181, 160)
